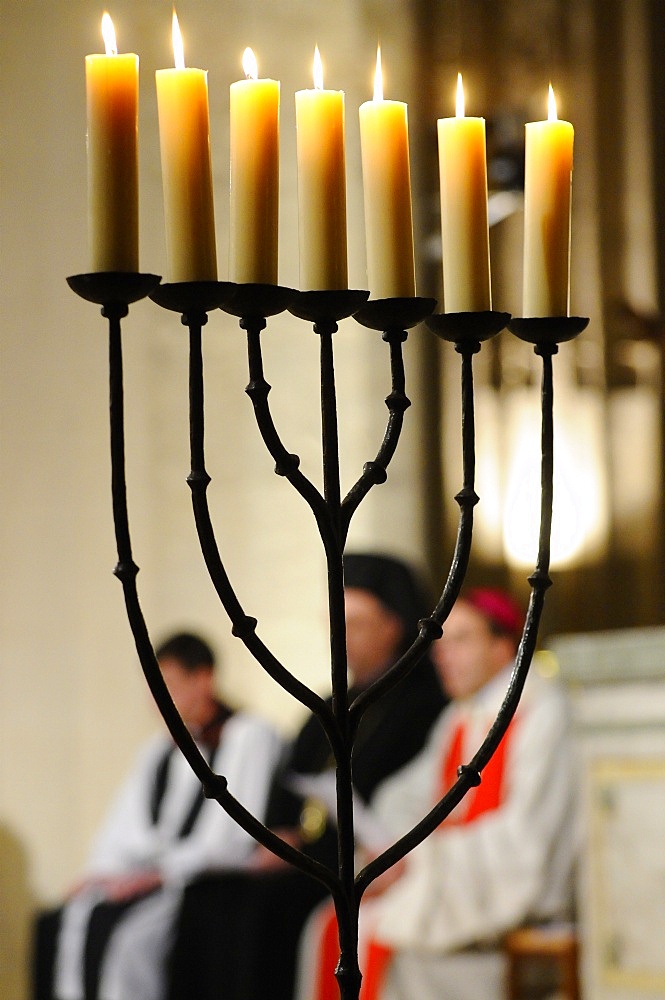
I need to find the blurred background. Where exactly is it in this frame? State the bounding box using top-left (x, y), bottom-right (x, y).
top-left (2, 1), bottom-right (664, 998)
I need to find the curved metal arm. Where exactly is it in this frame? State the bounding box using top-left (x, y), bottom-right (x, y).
top-left (340, 329), bottom-right (411, 540)
top-left (356, 341), bottom-right (556, 900)
top-left (186, 316), bottom-right (342, 756)
top-left (349, 341), bottom-right (480, 729)
top-left (243, 317), bottom-right (332, 541)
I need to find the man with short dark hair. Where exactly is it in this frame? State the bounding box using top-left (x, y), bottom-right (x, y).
top-left (33, 632), bottom-right (282, 1000)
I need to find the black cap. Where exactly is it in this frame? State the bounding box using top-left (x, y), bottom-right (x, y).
top-left (343, 552), bottom-right (429, 652)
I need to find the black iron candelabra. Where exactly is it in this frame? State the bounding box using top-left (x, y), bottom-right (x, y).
top-left (67, 269), bottom-right (587, 1000)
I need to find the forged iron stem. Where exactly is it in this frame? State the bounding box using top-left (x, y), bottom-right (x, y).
top-left (316, 317), bottom-right (364, 1000)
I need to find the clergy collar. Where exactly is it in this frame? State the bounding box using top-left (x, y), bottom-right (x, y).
top-left (192, 700), bottom-right (234, 749)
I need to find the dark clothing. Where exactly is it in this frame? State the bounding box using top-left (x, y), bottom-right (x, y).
top-left (168, 659), bottom-right (446, 1000)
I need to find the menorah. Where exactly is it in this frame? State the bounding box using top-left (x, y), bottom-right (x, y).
top-left (67, 266), bottom-right (586, 1000)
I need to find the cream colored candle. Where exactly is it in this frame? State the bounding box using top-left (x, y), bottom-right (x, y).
top-left (86, 13), bottom-right (138, 273)
top-left (359, 47), bottom-right (415, 299)
top-left (522, 85), bottom-right (574, 316)
top-left (229, 48), bottom-right (280, 284)
top-left (437, 74), bottom-right (491, 312)
top-left (155, 12), bottom-right (217, 282)
top-left (295, 47), bottom-right (347, 291)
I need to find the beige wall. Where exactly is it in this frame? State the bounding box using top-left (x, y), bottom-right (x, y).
top-left (1, 3), bottom-right (427, 997)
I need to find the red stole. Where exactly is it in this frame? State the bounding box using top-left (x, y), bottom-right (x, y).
top-left (359, 711), bottom-right (518, 1000)
top-left (312, 713), bottom-right (519, 1000)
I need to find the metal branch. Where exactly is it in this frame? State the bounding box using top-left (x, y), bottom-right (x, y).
top-left (243, 316), bottom-right (332, 540)
top-left (340, 329), bottom-right (411, 539)
top-left (186, 316), bottom-right (342, 752)
top-left (349, 340), bottom-right (480, 730)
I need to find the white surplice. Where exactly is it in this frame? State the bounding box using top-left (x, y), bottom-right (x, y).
top-left (296, 666), bottom-right (580, 1000)
top-left (54, 712), bottom-right (282, 1000)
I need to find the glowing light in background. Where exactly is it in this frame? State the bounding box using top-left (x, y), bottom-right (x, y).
top-left (500, 387), bottom-right (609, 568)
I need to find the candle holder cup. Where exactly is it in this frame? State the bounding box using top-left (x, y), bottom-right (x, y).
top-left (222, 282), bottom-right (299, 320)
top-left (509, 315), bottom-right (590, 349)
top-left (68, 271), bottom-right (586, 1000)
top-left (353, 296), bottom-right (437, 332)
top-left (150, 280), bottom-right (236, 318)
top-left (67, 272), bottom-right (162, 311)
top-left (426, 309), bottom-right (511, 349)
top-left (289, 289), bottom-right (370, 325)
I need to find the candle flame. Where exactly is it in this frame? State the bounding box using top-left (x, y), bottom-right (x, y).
top-left (101, 12), bottom-right (117, 56)
top-left (172, 10), bottom-right (185, 70)
top-left (456, 72), bottom-right (465, 118)
top-left (242, 47), bottom-right (258, 80)
top-left (373, 45), bottom-right (383, 101)
top-left (313, 45), bottom-right (324, 90)
top-left (548, 83), bottom-right (558, 121)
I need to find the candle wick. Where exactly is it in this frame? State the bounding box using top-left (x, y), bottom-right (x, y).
top-left (373, 44), bottom-right (383, 102)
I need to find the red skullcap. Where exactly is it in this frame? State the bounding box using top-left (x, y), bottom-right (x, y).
top-left (464, 588), bottom-right (524, 640)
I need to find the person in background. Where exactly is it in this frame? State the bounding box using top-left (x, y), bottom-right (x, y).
top-left (298, 587), bottom-right (580, 1000)
top-left (167, 553), bottom-right (447, 1000)
top-left (32, 632), bottom-right (282, 1000)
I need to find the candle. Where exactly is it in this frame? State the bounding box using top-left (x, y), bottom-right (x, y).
top-left (359, 47), bottom-right (415, 299)
top-left (155, 11), bottom-right (217, 283)
top-left (229, 48), bottom-right (280, 284)
top-left (522, 85), bottom-right (574, 316)
top-left (437, 74), bottom-right (491, 312)
top-left (295, 47), bottom-right (347, 291)
top-left (86, 13), bottom-right (139, 273)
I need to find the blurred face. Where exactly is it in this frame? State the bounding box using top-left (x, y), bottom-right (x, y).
top-left (158, 657), bottom-right (214, 731)
top-left (344, 587), bottom-right (404, 684)
top-left (432, 600), bottom-right (515, 700)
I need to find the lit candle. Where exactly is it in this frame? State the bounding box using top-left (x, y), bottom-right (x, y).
top-left (85, 12), bottom-right (139, 273)
top-left (358, 46), bottom-right (415, 299)
top-left (522, 85), bottom-right (574, 317)
top-left (295, 47), bottom-right (347, 291)
top-left (155, 11), bottom-right (217, 283)
top-left (229, 48), bottom-right (280, 284)
top-left (437, 74), bottom-right (491, 312)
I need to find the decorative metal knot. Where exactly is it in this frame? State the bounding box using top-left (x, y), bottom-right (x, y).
top-left (113, 559), bottom-right (139, 582)
top-left (274, 453), bottom-right (301, 476)
top-left (362, 461), bottom-right (388, 485)
top-left (417, 617), bottom-right (444, 643)
top-left (458, 764), bottom-right (482, 786)
top-left (204, 774), bottom-right (229, 799)
top-left (187, 470), bottom-right (212, 490)
top-left (385, 389), bottom-right (411, 413)
top-left (231, 615), bottom-right (258, 640)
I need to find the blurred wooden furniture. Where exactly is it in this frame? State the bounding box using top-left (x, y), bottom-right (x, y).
top-left (504, 924), bottom-right (579, 1000)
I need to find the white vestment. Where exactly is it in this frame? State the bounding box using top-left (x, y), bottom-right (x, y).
top-left (296, 665), bottom-right (580, 1000)
top-left (54, 712), bottom-right (282, 1000)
